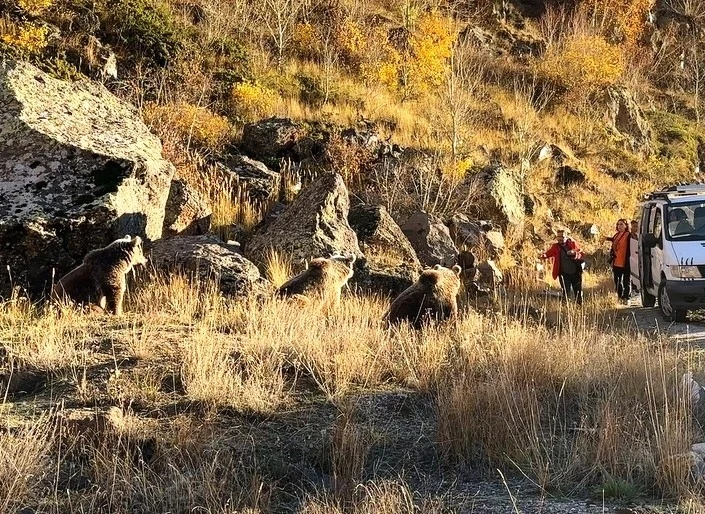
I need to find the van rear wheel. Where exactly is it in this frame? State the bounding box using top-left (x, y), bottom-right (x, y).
top-left (658, 283), bottom-right (687, 322)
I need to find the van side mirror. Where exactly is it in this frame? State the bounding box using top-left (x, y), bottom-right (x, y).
top-left (643, 233), bottom-right (658, 248)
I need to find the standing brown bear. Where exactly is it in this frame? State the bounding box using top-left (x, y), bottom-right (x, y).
top-left (385, 264), bottom-right (462, 329)
top-left (278, 253), bottom-right (356, 309)
top-left (52, 235), bottom-right (148, 314)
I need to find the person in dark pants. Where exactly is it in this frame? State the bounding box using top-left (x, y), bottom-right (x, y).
top-left (540, 229), bottom-right (584, 304)
top-left (601, 218), bottom-right (631, 305)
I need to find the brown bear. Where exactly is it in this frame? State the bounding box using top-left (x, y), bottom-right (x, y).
top-left (385, 264), bottom-right (462, 329)
top-left (278, 253), bottom-right (356, 308)
top-left (52, 235), bottom-right (148, 315)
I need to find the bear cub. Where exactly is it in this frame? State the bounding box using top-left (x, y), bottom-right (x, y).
top-left (278, 253), bottom-right (356, 307)
top-left (52, 235), bottom-right (148, 315)
top-left (385, 264), bottom-right (462, 329)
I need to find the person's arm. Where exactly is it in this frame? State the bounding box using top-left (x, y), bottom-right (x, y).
top-left (568, 240), bottom-right (583, 260)
top-left (541, 245), bottom-right (556, 260)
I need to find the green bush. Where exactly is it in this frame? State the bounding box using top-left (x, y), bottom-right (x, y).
top-left (99, 0), bottom-right (186, 66)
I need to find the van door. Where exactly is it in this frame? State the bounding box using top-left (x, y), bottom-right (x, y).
top-left (630, 219), bottom-right (640, 291)
top-left (649, 206), bottom-right (664, 293)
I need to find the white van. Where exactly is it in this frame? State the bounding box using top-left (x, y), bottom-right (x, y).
top-left (634, 184), bottom-right (705, 322)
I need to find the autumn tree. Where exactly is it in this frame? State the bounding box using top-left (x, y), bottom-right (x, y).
top-left (259, 0), bottom-right (309, 68)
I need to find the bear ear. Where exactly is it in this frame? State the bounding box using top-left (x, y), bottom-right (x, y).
top-left (132, 235), bottom-right (142, 246)
top-left (452, 264), bottom-right (462, 276)
top-left (122, 234), bottom-right (132, 241)
top-left (433, 264), bottom-right (442, 270)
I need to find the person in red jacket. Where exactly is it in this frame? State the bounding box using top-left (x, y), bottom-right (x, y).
top-left (540, 229), bottom-right (584, 304)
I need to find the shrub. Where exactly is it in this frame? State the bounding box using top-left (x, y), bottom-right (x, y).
top-left (378, 11), bottom-right (455, 100)
top-left (535, 34), bottom-right (624, 96)
top-left (1, 22), bottom-right (48, 55)
top-left (17, 0), bottom-right (53, 15)
top-left (99, 0), bottom-right (186, 66)
top-left (291, 22), bottom-right (320, 60)
top-left (143, 102), bottom-right (232, 153)
top-left (588, 0), bottom-right (651, 47)
top-left (230, 82), bottom-right (278, 122)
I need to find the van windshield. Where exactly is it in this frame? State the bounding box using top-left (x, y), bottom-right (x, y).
top-left (666, 202), bottom-right (705, 240)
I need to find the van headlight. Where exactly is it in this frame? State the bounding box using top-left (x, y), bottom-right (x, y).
top-left (669, 265), bottom-right (702, 279)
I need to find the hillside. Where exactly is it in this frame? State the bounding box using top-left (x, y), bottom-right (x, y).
top-left (3, 0), bottom-right (705, 513)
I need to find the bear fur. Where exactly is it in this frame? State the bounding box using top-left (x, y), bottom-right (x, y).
top-left (278, 254), bottom-right (356, 308)
top-left (52, 235), bottom-right (148, 315)
top-left (385, 264), bottom-right (462, 329)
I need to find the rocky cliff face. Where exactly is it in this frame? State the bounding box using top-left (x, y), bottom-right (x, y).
top-left (0, 60), bottom-right (174, 297)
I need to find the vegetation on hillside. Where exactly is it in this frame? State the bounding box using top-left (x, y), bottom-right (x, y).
top-left (4, 0), bottom-right (705, 255)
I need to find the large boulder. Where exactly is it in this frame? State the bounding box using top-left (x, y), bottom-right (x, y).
top-left (446, 214), bottom-right (505, 258)
top-left (162, 178), bottom-right (211, 237)
top-left (215, 154), bottom-right (280, 201)
top-left (149, 235), bottom-right (272, 297)
top-left (241, 117), bottom-right (300, 161)
top-left (401, 210), bottom-right (458, 268)
top-left (601, 86), bottom-right (652, 151)
top-left (0, 60), bottom-right (174, 297)
top-left (246, 172), bottom-right (361, 265)
top-left (348, 204), bottom-right (420, 295)
top-left (478, 164), bottom-right (525, 227)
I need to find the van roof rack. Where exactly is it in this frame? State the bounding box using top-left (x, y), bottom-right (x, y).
top-left (645, 183), bottom-right (705, 202)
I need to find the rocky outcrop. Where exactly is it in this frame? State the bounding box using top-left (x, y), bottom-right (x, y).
top-left (0, 60), bottom-right (174, 297)
top-left (401, 210), bottom-right (458, 267)
top-left (216, 154), bottom-right (280, 201)
top-left (149, 235), bottom-right (272, 297)
top-left (348, 204), bottom-right (419, 266)
top-left (246, 172), bottom-right (361, 265)
top-left (162, 178), bottom-right (211, 237)
top-left (241, 117), bottom-right (300, 161)
top-left (446, 214), bottom-right (505, 258)
top-left (556, 165), bottom-right (586, 187)
top-left (478, 164), bottom-right (525, 227)
top-left (348, 204), bottom-right (420, 295)
top-left (602, 86), bottom-right (652, 151)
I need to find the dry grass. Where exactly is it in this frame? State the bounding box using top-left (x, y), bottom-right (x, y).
top-left (0, 413), bottom-right (55, 512)
top-left (0, 270), bottom-right (702, 510)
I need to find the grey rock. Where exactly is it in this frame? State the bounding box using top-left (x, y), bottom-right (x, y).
top-left (348, 204), bottom-right (419, 267)
top-left (556, 165), bottom-right (586, 187)
top-left (601, 86), bottom-right (652, 151)
top-left (246, 172), bottom-right (361, 265)
top-left (215, 154), bottom-right (280, 201)
top-left (446, 214), bottom-right (504, 258)
top-left (0, 60), bottom-right (174, 297)
top-left (401, 210), bottom-right (458, 267)
top-left (162, 178), bottom-right (211, 237)
top-left (150, 235), bottom-right (272, 297)
top-left (241, 117), bottom-right (299, 160)
top-left (478, 164), bottom-right (525, 227)
top-left (348, 204), bottom-right (420, 295)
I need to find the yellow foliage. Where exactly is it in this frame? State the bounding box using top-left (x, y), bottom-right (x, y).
top-left (1, 23), bottom-right (48, 55)
top-left (291, 22), bottom-right (320, 60)
top-left (536, 34), bottom-right (624, 95)
top-left (143, 102), bottom-right (231, 152)
top-left (378, 11), bottom-right (456, 100)
top-left (411, 11), bottom-right (454, 89)
top-left (588, 0), bottom-right (651, 47)
top-left (230, 82), bottom-right (278, 122)
top-left (18, 0), bottom-right (53, 15)
top-left (335, 19), bottom-right (365, 68)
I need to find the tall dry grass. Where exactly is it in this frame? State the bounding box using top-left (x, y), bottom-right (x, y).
top-left (0, 414), bottom-right (55, 512)
top-left (0, 269), bottom-right (700, 505)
